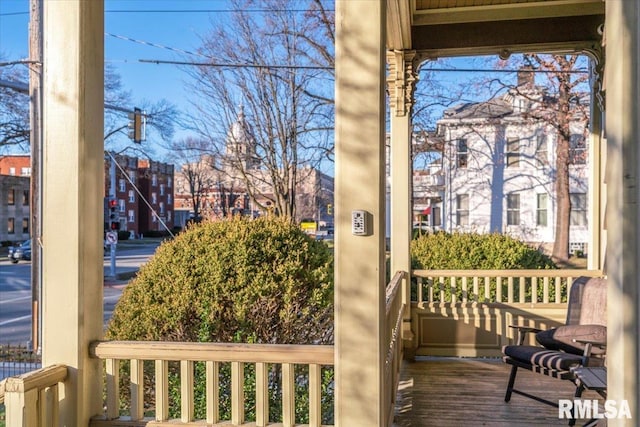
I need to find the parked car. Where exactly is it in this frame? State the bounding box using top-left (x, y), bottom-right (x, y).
top-left (9, 239), bottom-right (31, 263)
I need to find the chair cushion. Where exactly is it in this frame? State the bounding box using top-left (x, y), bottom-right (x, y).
top-left (536, 324), bottom-right (606, 356)
top-left (503, 345), bottom-right (584, 371)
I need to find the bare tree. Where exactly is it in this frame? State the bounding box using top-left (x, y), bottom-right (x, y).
top-left (517, 54), bottom-right (589, 262)
top-left (0, 63), bottom-right (30, 150)
top-left (172, 137), bottom-right (216, 220)
top-left (184, 0), bottom-right (334, 222)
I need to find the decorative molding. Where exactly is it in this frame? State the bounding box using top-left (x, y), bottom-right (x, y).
top-left (386, 50), bottom-right (418, 117)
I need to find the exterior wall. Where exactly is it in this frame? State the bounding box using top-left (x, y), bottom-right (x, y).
top-left (105, 155), bottom-right (175, 236)
top-left (439, 106), bottom-right (589, 252)
top-left (0, 155), bottom-right (31, 177)
top-left (0, 175), bottom-right (30, 242)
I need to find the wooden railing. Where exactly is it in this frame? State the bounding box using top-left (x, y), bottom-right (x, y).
top-left (89, 341), bottom-right (334, 427)
top-left (0, 364), bottom-right (67, 427)
top-left (384, 271), bottom-right (406, 426)
top-left (412, 269), bottom-right (603, 305)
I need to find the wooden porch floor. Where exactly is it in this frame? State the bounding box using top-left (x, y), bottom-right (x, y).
top-left (393, 357), bottom-right (604, 426)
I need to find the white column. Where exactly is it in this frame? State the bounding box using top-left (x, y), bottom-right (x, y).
top-left (605, 1), bottom-right (639, 425)
top-left (335, 0), bottom-right (386, 425)
top-left (42, 1), bottom-right (104, 425)
top-left (387, 50), bottom-right (416, 351)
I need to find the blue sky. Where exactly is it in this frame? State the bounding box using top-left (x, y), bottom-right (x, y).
top-left (1, 0), bottom-right (234, 156)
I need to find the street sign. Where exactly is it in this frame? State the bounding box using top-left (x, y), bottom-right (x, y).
top-left (106, 231), bottom-right (118, 245)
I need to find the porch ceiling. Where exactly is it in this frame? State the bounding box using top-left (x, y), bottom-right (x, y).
top-left (387, 0), bottom-right (605, 57)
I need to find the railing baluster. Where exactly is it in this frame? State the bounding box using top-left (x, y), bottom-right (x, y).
top-left (155, 359), bottom-right (168, 421)
top-left (428, 276), bottom-right (434, 302)
top-left (105, 358), bottom-right (119, 420)
top-left (180, 360), bottom-right (194, 422)
top-left (473, 276), bottom-right (479, 302)
top-left (130, 359), bottom-right (144, 420)
top-left (206, 360), bottom-right (220, 424)
top-left (231, 361), bottom-right (245, 425)
top-left (461, 276), bottom-right (468, 302)
top-left (282, 363), bottom-right (295, 427)
top-left (484, 276), bottom-right (491, 302)
top-left (451, 276), bottom-right (457, 304)
top-left (417, 276), bottom-right (423, 303)
top-left (309, 364), bottom-right (322, 427)
top-left (439, 277), bottom-right (445, 302)
top-left (256, 362), bottom-right (269, 427)
top-left (555, 276), bottom-right (562, 303)
top-left (519, 277), bottom-right (525, 303)
top-left (532, 276), bottom-right (538, 304)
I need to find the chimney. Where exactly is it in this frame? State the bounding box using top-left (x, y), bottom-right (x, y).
top-left (517, 66), bottom-right (534, 88)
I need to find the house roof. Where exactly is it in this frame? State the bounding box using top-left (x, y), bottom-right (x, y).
top-left (443, 97), bottom-right (513, 119)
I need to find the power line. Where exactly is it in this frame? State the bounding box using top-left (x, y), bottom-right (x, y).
top-left (0, 8), bottom-right (332, 17)
top-left (140, 58), bottom-right (333, 70)
top-left (422, 68), bottom-right (589, 74)
top-left (106, 33), bottom-right (206, 58)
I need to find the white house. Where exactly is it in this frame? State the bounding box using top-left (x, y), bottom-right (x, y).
top-left (427, 71), bottom-right (589, 254)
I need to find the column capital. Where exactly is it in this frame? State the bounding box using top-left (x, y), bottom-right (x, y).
top-left (386, 50), bottom-right (418, 117)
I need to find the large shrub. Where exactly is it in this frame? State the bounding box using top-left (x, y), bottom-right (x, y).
top-left (107, 216), bottom-right (333, 344)
top-left (106, 216), bottom-right (334, 423)
top-left (411, 232), bottom-right (556, 270)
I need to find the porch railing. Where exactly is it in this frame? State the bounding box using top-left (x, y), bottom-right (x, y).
top-left (410, 269), bottom-right (605, 356)
top-left (89, 341), bottom-right (334, 427)
top-left (0, 364), bottom-right (67, 427)
top-left (384, 271), bottom-right (406, 426)
top-left (412, 269), bottom-right (603, 304)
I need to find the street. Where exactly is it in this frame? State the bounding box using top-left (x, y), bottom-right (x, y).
top-left (0, 240), bottom-right (161, 345)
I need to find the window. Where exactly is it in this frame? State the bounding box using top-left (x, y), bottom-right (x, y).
top-left (128, 210), bottom-right (135, 223)
top-left (128, 190), bottom-right (135, 203)
top-left (167, 194), bottom-right (172, 205)
top-left (7, 189), bottom-right (15, 205)
top-left (507, 193), bottom-right (520, 225)
top-left (159, 202), bottom-right (165, 215)
top-left (152, 213), bottom-right (157, 223)
top-left (151, 192), bottom-right (157, 204)
top-left (118, 199), bottom-right (125, 212)
top-left (570, 134), bottom-right (587, 165)
top-left (119, 179), bottom-right (126, 192)
top-left (536, 193), bottom-right (548, 226)
top-left (22, 218), bottom-right (29, 233)
top-left (9, 167), bottom-right (15, 176)
top-left (570, 193), bottom-right (587, 226)
top-left (535, 135), bottom-right (548, 167)
top-left (506, 137), bottom-right (520, 167)
top-left (21, 167), bottom-right (30, 176)
top-left (7, 218), bottom-right (15, 234)
top-left (160, 184), bottom-right (165, 196)
top-left (456, 194), bottom-right (469, 226)
top-left (168, 211), bottom-right (172, 221)
top-left (456, 139), bottom-right (468, 168)
top-left (128, 171), bottom-right (136, 184)
top-left (432, 206), bottom-right (441, 226)
top-left (23, 190), bottom-right (29, 206)
top-left (167, 177), bottom-right (172, 188)
top-left (152, 174), bottom-right (158, 186)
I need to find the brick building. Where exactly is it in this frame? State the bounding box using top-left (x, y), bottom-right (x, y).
top-left (105, 154), bottom-right (174, 236)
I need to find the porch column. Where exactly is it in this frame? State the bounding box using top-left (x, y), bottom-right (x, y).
top-left (387, 50), bottom-right (417, 352)
top-left (335, 0), bottom-right (387, 425)
top-left (42, 1), bottom-right (104, 425)
top-left (587, 75), bottom-right (604, 271)
top-left (605, 1), bottom-right (639, 425)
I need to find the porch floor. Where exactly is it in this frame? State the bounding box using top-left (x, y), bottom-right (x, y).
top-left (393, 357), bottom-right (605, 426)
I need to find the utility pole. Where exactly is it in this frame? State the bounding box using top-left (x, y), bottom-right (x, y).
top-left (29, 0), bottom-right (43, 353)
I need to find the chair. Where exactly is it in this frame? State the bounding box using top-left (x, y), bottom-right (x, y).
top-left (502, 276), bottom-right (607, 425)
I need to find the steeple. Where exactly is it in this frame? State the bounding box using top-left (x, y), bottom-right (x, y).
top-left (225, 105), bottom-right (259, 170)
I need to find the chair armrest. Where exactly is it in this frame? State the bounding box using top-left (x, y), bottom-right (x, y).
top-left (509, 325), bottom-right (543, 345)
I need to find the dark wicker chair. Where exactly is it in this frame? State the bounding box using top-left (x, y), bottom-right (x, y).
top-left (502, 276), bottom-right (607, 425)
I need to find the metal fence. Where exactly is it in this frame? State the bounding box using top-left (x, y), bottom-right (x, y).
top-left (0, 343), bottom-right (41, 381)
